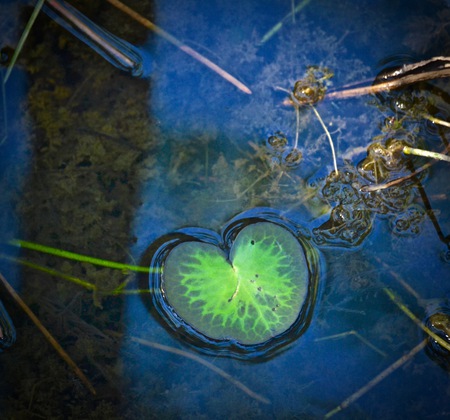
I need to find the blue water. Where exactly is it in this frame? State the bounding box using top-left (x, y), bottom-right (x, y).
top-left (126, 0), bottom-right (450, 418)
top-left (1, 0), bottom-right (449, 418)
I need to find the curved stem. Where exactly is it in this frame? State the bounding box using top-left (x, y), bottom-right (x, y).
top-left (294, 105), bottom-right (300, 149)
top-left (310, 105), bottom-right (338, 174)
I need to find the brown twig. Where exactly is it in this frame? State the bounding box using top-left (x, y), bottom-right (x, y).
top-left (360, 160), bottom-right (434, 192)
top-left (105, 0), bottom-right (252, 94)
top-left (327, 57), bottom-right (450, 100)
top-left (0, 272), bottom-right (96, 395)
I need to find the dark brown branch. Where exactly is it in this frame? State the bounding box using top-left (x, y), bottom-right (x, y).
top-left (327, 56), bottom-right (450, 100)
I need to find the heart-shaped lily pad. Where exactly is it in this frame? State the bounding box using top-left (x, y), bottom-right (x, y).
top-left (149, 211), bottom-right (319, 359)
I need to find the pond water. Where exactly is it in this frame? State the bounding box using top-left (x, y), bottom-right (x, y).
top-left (1, 0), bottom-right (449, 418)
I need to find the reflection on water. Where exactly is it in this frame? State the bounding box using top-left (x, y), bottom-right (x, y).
top-left (0, 0), bottom-right (449, 418)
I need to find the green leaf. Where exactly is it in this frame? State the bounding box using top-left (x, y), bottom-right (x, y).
top-left (163, 222), bottom-right (309, 345)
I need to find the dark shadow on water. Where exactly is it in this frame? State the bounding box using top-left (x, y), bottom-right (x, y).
top-left (1, 0), bottom-right (157, 417)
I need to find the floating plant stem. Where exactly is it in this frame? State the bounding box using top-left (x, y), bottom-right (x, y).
top-left (260, 0), bottom-right (312, 44)
top-left (0, 252), bottom-right (96, 291)
top-left (315, 330), bottom-right (386, 357)
top-left (276, 86), bottom-right (301, 150)
top-left (384, 288), bottom-right (450, 352)
top-left (326, 284), bottom-right (450, 417)
top-left (403, 146), bottom-right (450, 163)
top-left (0, 271), bottom-right (96, 395)
top-left (0, 253), bottom-right (150, 296)
top-left (326, 56), bottom-right (450, 100)
top-left (294, 104), bottom-right (300, 149)
top-left (375, 256), bottom-right (421, 301)
top-left (3, 0), bottom-right (46, 84)
top-left (310, 105), bottom-right (338, 175)
top-left (9, 239), bottom-right (151, 273)
top-left (422, 114), bottom-right (450, 128)
top-left (107, 331), bottom-right (270, 404)
top-left (325, 339), bottom-right (427, 418)
top-left (106, 0), bottom-right (251, 94)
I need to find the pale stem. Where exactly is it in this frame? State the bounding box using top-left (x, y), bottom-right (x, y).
top-left (310, 105), bottom-right (339, 175)
top-left (403, 146), bottom-right (450, 163)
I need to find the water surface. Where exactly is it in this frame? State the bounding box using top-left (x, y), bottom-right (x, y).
top-left (1, 0), bottom-right (449, 418)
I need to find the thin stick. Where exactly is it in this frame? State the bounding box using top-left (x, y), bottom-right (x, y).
top-left (403, 146), bottom-right (450, 162)
top-left (108, 331), bottom-right (270, 404)
top-left (315, 330), bottom-right (387, 357)
top-left (9, 239), bottom-right (151, 273)
top-left (0, 253), bottom-right (150, 296)
top-left (260, 0), bottom-right (312, 44)
top-left (423, 114), bottom-right (450, 128)
top-left (0, 272), bottom-right (96, 395)
top-left (360, 161), bottom-right (433, 192)
top-left (45, 0), bottom-right (143, 75)
top-left (324, 339), bottom-right (427, 418)
top-left (105, 0), bottom-right (252, 94)
top-left (3, 0), bottom-right (46, 83)
top-left (384, 288), bottom-right (450, 352)
top-left (294, 105), bottom-right (300, 149)
top-left (0, 252), bottom-right (96, 290)
top-left (375, 257), bottom-right (422, 301)
top-left (326, 67), bottom-right (450, 100)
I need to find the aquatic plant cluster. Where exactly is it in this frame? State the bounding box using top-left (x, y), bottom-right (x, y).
top-left (313, 163), bottom-right (423, 247)
top-left (308, 73), bottom-right (443, 246)
top-left (228, 61), bottom-right (443, 249)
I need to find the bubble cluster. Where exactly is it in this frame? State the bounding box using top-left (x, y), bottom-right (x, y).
top-left (313, 159), bottom-right (423, 247)
top-left (266, 131), bottom-right (303, 168)
top-left (291, 66), bottom-right (333, 106)
top-left (267, 131), bottom-right (288, 150)
top-left (358, 138), bottom-right (409, 183)
top-left (390, 204), bottom-right (425, 236)
top-left (313, 169), bottom-right (373, 247)
top-left (313, 204), bottom-right (373, 247)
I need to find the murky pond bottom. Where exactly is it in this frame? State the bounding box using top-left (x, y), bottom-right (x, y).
top-left (1, 0), bottom-right (449, 418)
